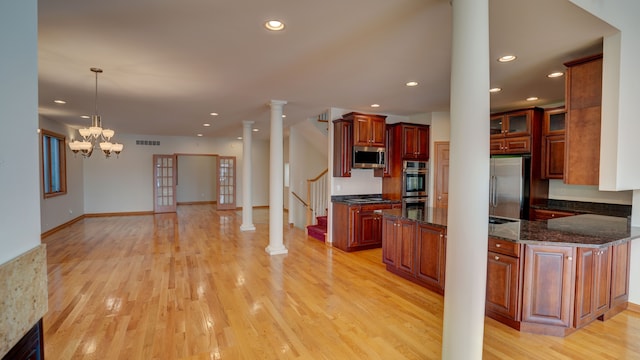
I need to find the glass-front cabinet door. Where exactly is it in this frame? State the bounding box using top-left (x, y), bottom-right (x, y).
top-left (506, 112), bottom-right (530, 135)
top-left (490, 115), bottom-right (504, 137)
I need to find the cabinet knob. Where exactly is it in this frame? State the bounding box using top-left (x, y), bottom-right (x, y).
top-left (494, 256), bottom-right (500, 261)
top-left (495, 244), bottom-right (501, 248)
top-left (567, 256), bottom-right (573, 261)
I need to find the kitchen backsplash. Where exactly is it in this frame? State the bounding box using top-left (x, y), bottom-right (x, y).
top-left (548, 179), bottom-right (632, 205)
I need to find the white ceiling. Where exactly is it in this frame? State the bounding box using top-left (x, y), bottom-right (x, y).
top-left (37, 0), bottom-right (617, 140)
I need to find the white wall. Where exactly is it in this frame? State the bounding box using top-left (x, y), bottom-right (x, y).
top-left (548, 180), bottom-right (632, 205)
top-left (82, 133), bottom-right (269, 214)
top-left (0, 0), bottom-right (40, 264)
top-left (39, 117), bottom-right (85, 233)
top-left (176, 155), bottom-right (216, 203)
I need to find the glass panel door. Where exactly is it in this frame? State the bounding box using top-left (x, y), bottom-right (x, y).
top-left (153, 154), bottom-right (177, 213)
top-left (217, 156), bottom-right (236, 210)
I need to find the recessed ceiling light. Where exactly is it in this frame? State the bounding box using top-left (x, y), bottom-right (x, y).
top-left (406, 81), bottom-right (419, 87)
top-left (197, 133), bottom-right (203, 137)
top-left (489, 87), bottom-right (502, 93)
top-left (498, 55), bottom-right (516, 63)
top-left (371, 104), bottom-right (380, 108)
top-left (526, 96), bottom-right (539, 101)
top-left (80, 115), bottom-right (90, 119)
top-left (54, 99), bottom-right (66, 104)
top-left (237, 136), bottom-right (243, 140)
top-left (210, 112), bottom-right (218, 116)
top-left (252, 129), bottom-right (259, 132)
top-left (265, 20), bottom-right (285, 31)
top-left (547, 72), bottom-right (564, 78)
top-left (203, 123), bottom-right (211, 127)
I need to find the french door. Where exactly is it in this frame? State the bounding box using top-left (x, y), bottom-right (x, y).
top-left (153, 154), bottom-right (177, 213)
top-left (217, 156), bottom-right (236, 210)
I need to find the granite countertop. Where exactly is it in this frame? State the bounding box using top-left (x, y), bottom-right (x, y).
top-left (381, 208), bottom-right (640, 248)
top-left (331, 194), bottom-right (402, 205)
top-left (531, 199), bottom-right (632, 218)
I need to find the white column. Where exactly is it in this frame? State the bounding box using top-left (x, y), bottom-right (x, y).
top-left (265, 100), bottom-right (288, 255)
top-left (240, 120), bottom-right (256, 232)
top-left (442, 0), bottom-right (490, 359)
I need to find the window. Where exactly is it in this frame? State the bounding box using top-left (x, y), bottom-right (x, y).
top-left (41, 129), bottom-right (67, 198)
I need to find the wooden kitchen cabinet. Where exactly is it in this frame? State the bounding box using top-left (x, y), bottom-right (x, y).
top-left (574, 247), bottom-right (611, 328)
top-left (332, 202), bottom-right (392, 252)
top-left (416, 223), bottom-right (446, 293)
top-left (542, 107), bottom-right (566, 179)
top-left (486, 251), bottom-right (521, 326)
top-left (604, 241), bottom-right (631, 320)
top-left (382, 216), bottom-right (416, 275)
top-left (486, 238), bottom-right (523, 328)
top-left (490, 136), bottom-right (531, 154)
top-left (489, 108), bottom-right (542, 155)
top-left (382, 216), bottom-right (398, 267)
top-left (396, 219), bottom-right (417, 277)
top-left (521, 245), bottom-right (576, 336)
top-left (564, 54), bottom-right (602, 185)
top-left (332, 119), bottom-right (352, 177)
top-left (401, 124), bottom-right (430, 160)
top-left (381, 215), bottom-right (446, 295)
top-left (343, 112), bottom-right (386, 147)
top-left (529, 208), bottom-right (576, 221)
top-left (490, 110), bottom-right (532, 138)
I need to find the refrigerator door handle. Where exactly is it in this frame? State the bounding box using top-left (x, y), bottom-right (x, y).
top-left (491, 176), bottom-right (498, 207)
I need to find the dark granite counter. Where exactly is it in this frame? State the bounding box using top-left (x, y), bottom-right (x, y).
top-left (331, 194), bottom-right (401, 206)
top-left (381, 208), bottom-right (640, 248)
top-left (531, 199), bottom-right (632, 218)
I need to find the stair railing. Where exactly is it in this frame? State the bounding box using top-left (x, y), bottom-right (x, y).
top-left (306, 169), bottom-right (328, 226)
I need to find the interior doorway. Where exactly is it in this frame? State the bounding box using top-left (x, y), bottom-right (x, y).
top-left (153, 154), bottom-right (177, 213)
top-left (434, 141), bottom-right (449, 209)
top-left (217, 156), bottom-right (236, 210)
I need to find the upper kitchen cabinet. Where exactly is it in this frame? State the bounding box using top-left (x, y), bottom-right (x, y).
top-left (343, 112), bottom-right (387, 147)
top-left (542, 107), bottom-right (567, 179)
top-left (401, 124), bottom-right (430, 160)
top-left (490, 110), bottom-right (532, 138)
top-left (564, 54), bottom-right (602, 186)
top-left (490, 108), bottom-right (542, 155)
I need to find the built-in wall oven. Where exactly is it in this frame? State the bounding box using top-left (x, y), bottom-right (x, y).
top-left (402, 160), bottom-right (428, 198)
top-left (402, 160), bottom-right (428, 216)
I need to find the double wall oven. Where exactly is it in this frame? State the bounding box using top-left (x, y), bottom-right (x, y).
top-left (402, 160), bottom-right (428, 215)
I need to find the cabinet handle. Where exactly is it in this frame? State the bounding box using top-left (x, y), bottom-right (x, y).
top-left (495, 243), bottom-right (501, 248)
top-left (494, 256), bottom-right (500, 261)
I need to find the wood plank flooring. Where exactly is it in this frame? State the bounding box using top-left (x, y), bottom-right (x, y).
top-left (42, 205), bottom-right (640, 359)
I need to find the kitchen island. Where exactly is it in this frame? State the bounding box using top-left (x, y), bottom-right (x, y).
top-left (381, 208), bottom-right (640, 336)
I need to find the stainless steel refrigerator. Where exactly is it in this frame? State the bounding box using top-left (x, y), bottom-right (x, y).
top-left (489, 156), bottom-right (530, 219)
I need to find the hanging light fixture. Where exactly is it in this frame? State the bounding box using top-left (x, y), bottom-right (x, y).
top-left (68, 67), bottom-right (124, 158)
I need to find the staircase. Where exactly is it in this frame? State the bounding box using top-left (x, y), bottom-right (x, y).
top-left (306, 216), bottom-right (327, 242)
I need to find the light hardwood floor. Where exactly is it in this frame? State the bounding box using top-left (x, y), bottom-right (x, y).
top-left (42, 205), bottom-right (640, 359)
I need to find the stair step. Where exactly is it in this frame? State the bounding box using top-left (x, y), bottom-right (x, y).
top-left (316, 216), bottom-right (327, 227)
top-left (307, 224), bottom-right (326, 242)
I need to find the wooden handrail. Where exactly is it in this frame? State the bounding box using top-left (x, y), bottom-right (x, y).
top-left (291, 191), bottom-right (308, 207)
top-left (309, 169), bottom-right (328, 182)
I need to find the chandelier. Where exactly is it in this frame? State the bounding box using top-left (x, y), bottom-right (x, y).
top-left (68, 67), bottom-right (124, 158)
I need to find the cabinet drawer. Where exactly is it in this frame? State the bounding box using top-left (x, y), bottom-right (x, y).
top-left (489, 237), bottom-right (520, 257)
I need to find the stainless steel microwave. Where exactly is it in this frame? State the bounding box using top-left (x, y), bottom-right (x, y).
top-left (352, 146), bottom-right (385, 169)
